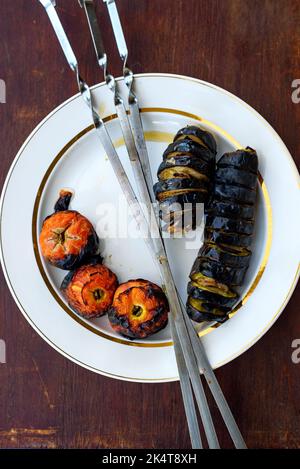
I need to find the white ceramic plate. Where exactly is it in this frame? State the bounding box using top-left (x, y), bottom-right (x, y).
top-left (1, 74), bottom-right (299, 382)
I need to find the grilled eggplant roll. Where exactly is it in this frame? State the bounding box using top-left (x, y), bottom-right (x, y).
top-left (187, 147), bottom-right (258, 323)
top-left (108, 279), bottom-right (169, 339)
top-left (154, 125), bottom-right (216, 233)
top-left (61, 256), bottom-right (118, 319)
top-left (39, 189), bottom-right (99, 270)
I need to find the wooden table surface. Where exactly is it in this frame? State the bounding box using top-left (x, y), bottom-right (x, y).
top-left (0, 0), bottom-right (299, 449)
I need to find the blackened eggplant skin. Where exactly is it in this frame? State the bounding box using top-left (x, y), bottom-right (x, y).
top-left (191, 257), bottom-right (248, 286)
top-left (154, 126), bottom-right (216, 234)
top-left (159, 192), bottom-right (207, 218)
top-left (187, 147), bottom-right (258, 324)
top-left (61, 254), bottom-right (103, 290)
top-left (174, 126), bottom-right (217, 155)
top-left (54, 190), bottom-right (72, 212)
top-left (199, 244), bottom-right (252, 268)
top-left (157, 188), bottom-right (208, 203)
top-left (160, 207), bottom-right (200, 233)
top-left (215, 167), bottom-right (257, 190)
top-left (39, 190), bottom-right (99, 270)
top-left (214, 183), bottom-right (257, 205)
top-left (108, 279), bottom-right (169, 339)
top-left (206, 215), bottom-right (254, 235)
top-left (158, 191), bottom-right (207, 213)
top-left (61, 256), bottom-right (118, 319)
top-left (186, 302), bottom-right (228, 324)
top-left (204, 228), bottom-right (253, 248)
top-left (154, 177), bottom-right (209, 197)
top-left (206, 200), bottom-right (255, 221)
top-left (188, 296), bottom-right (230, 315)
top-left (163, 139), bottom-right (214, 163)
top-left (217, 147), bottom-right (258, 174)
top-left (157, 155), bottom-right (212, 178)
top-left (187, 282), bottom-right (238, 308)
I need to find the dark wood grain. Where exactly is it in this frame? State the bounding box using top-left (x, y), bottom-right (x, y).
top-left (0, 0), bottom-right (299, 449)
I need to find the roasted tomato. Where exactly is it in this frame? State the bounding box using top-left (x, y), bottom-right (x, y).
top-left (61, 256), bottom-right (118, 318)
top-left (187, 281), bottom-right (237, 309)
top-left (154, 125), bottom-right (216, 233)
top-left (108, 279), bottom-right (169, 339)
top-left (39, 190), bottom-right (99, 270)
top-left (187, 148), bottom-right (258, 323)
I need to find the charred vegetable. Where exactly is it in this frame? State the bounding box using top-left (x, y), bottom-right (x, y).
top-left (39, 190), bottom-right (99, 270)
top-left (108, 279), bottom-right (169, 339)
top-left (187, 148), bottom-right (258, 323)
top-left (191, 258), bottom-right (249, 287)
top-left (154, 125), bottom-right (216, 233)
top-left (174, 125), bottom-right (217, 154)
top-left (61, 256), bottom-right (118, 319)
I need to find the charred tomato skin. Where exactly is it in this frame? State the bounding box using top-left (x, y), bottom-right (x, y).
top-left (61, 258), bottom-right (118, 319)
top-left (108, 279), bottom-right (169, 339)
top-left (39, 190), bottom-right (99, 270)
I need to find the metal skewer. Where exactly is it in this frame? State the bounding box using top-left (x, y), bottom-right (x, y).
top-left (103, 0), bottom-right (153, 194)
top-left (102, 0), bottom-right (247, 450)
top-left (38, 0), bottom-right (218, 449)
top-left (79, 0), bottom-right (219, 449)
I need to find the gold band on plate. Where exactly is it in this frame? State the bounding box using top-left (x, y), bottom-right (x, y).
top-left (32, 107), bottom-right (273, 348)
